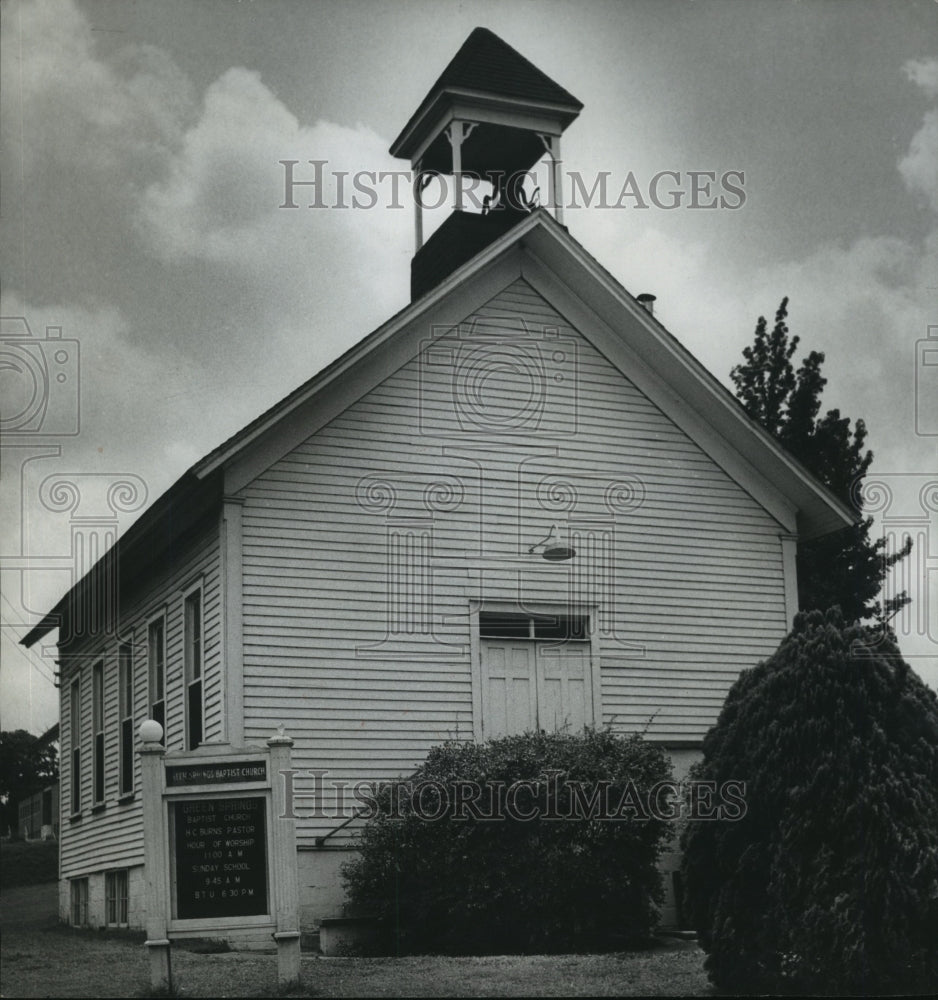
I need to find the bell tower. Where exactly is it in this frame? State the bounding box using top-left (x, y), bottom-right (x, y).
top-left (390, 28), bottom-right (582, 300)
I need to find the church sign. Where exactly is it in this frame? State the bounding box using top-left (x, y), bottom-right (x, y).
top-left (139, 726), bottom-right (300, 992)
top-left (166, 761), bottom-right (267, 787)
top-left (172, 796), bottom-right (268, 919)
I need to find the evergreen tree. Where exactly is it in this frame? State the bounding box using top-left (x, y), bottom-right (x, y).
top-left (680, 609), bottom-right (938, 994)
top-left (730, 298), bottom-right (911, 624)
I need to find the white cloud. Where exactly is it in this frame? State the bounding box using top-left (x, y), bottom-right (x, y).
top-left (136, 68), bottom-right (409, 294)
top-left (5, 0), bottom-right (413, 472)
top-left (3, 0), bottom-right (194, 172)
top-left (137, 67), bottom-right (303, 260)
top-left (903, 57), bottom-right (938, 99)
top-left (899, 58), bottom-right (938, 212)
top-left (899, 109), bottom-right (938, 213)
top-left (134, 64), bottom-right (413, 410)
top-left (0, 291), bottom-right (197, 486)
top-left (577, 218), bottom-right (932, 459)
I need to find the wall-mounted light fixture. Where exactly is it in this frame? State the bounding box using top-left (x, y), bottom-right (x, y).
top-left (527, 524), bottom-right (576, 561)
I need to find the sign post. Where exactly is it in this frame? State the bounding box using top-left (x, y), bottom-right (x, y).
top-left (268, 733), bottom-right (301, 986)
top-left (140, 721), bottom-right (171, 991)
top-left (139, 723), bottom-right (301, 992)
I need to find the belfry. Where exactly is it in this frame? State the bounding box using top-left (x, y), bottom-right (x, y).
top-left (390, 27), bottom-right (583, 299)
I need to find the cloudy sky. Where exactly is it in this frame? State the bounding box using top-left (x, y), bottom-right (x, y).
top-left (2, 0), bottom-right (936, 733)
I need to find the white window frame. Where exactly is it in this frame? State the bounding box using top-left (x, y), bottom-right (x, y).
top-left (69, 676), bottom-right (82, 816)
top-left (468, 600), bottom-right (603, 742)
top-left (183, 583), bottom-right (204, 750)
top-left (92, 660), bottom-right (105, 806)
top-left (118, 639), bottom-right (134, 797)
top-left (147, 610), bottom-right (167, 741)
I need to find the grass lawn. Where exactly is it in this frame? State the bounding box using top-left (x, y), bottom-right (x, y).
top-left (0, 892), bottom-right (711, 997)
top-left (0, 838), bottom-right (58, 889)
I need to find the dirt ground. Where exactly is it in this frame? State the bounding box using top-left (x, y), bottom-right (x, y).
top-left (0, 883), bottom-right (711, 998)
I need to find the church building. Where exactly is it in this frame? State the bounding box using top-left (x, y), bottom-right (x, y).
top-left (23, 28), bottom-right (854, 942)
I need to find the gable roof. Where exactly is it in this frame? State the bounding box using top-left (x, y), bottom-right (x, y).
top-left (193, 210), bottom-right (855, 535)
top-left (21, 209), bottom-right (856, 648)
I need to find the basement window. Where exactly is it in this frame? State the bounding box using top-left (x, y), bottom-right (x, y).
top-left (70, 877), bottom-right (89, 926)
top-left (106, 870), bottom-right (129, 927)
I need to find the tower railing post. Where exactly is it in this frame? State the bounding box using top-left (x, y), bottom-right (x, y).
top-left (538, 133), bottom-right (564, 225)
top-left (413, 162), bottom-right (424, 251)
top-left (447, 122), bottom-right (464, 212)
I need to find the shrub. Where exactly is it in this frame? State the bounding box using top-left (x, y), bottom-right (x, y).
top-left (681, 608), bottom-right (938, 994)
top-left (341, 728), bottom-right (674, 955)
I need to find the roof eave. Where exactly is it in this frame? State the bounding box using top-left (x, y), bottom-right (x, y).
top-left (390, 87), bottom-right (582, 161)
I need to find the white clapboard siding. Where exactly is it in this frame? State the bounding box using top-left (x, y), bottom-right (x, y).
top-left (59, 524), bottom-right (222, 880)
top-left (239, 277), bottom-right (791, 845)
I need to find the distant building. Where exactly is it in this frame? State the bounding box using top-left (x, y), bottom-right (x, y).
top-left (23, 28), bottom-right (853, 937)
top-left (17, 782), bottom-right (59, 841)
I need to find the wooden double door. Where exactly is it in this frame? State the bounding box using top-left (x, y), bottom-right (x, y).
top-left (480, 637), bottom-right (593, 739)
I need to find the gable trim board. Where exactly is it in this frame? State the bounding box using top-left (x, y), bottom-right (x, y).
top-left (516, 223), bottom-right (853, 538)
top-left (780, 533), bottom-right (800, 626)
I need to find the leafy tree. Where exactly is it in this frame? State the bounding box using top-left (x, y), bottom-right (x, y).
top-left (731, 297), bottom-right (911, 624)
top-left (680, 608), bottom-right (938, 994)
top-left (0, 728), bottom-right (58, 833)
